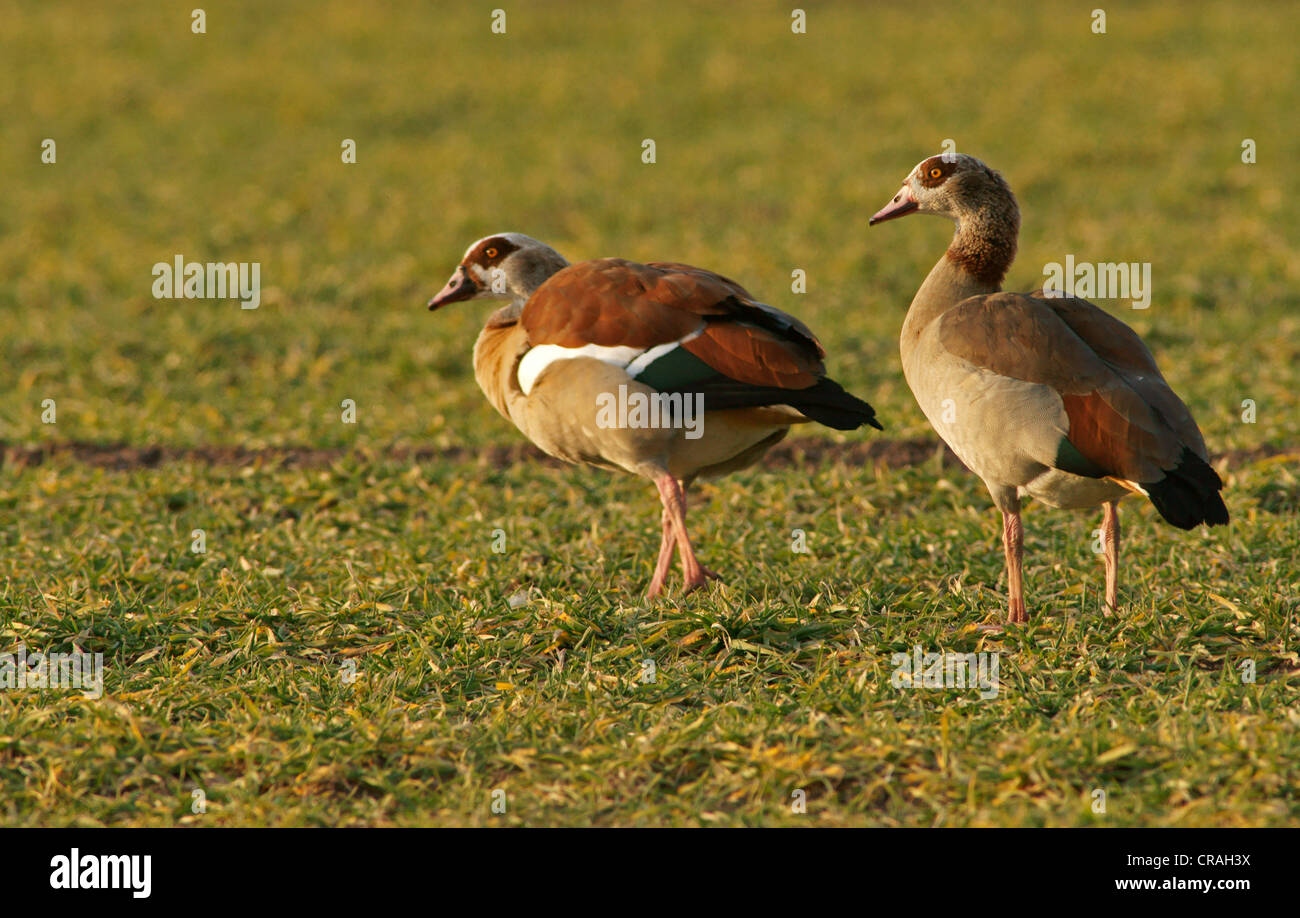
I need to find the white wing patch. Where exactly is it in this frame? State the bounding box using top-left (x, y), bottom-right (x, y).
top-left (625, 327), bottom-right (702, 380)
top-left (517, 344), bottom-right (643, 395)
top-left (516, 326), bottom-right (705, 396)
top-left (624, 342), bottom-right (679, 380)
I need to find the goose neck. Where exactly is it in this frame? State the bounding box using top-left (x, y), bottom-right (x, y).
top-left (902, 208), bottom-right (1019, 345)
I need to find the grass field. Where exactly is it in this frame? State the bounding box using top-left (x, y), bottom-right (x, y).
top-left (2, 1), bottom-right (1297, 826)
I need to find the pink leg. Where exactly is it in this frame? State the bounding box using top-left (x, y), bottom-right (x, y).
top-left (680, 483), bottom-right (721, 583)
top-left (1102, 500), bottom-right (1120, 613)
top-left (645, 509), bottom-right (675, 600)
top-left (1002, 509), bottom-right (1027, 624)
top-left (654, 474), bottom-right (720, 595)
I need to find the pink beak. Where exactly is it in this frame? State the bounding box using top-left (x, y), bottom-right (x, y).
top-left (868, 185), bottom-right (919, 226)
top-left (427, 265), bottom-right (479, 311)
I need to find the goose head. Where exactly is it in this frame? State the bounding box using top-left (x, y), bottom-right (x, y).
top-left (427, 233), bottom-right (570, 310)
top-left (868, 153), bottom-right (1018, 229)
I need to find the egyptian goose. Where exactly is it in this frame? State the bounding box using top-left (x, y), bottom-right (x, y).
top-left (427, 233), bottom-right (880, 598)
top-left (869, 155), bottom-right (1228, 624)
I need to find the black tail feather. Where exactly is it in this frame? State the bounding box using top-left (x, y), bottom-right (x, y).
top-left (663, 376), bottom-right (881, 432)
top-left (1144, 448), bottom-right (1229, 530)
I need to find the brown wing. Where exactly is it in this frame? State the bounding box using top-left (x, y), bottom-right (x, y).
top-left (522, 258), bottom-right (825, 387)
top-left (680, 321), bottom-right (820, 388)
top-left (938, 291), bottom-right (1204, 481)
top-left (647, 262), bottom-right (826, 360)
top-left (1037, 293), bottom-right (1208, 456)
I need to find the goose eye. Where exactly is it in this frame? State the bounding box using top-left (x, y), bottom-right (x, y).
top-left (929, 167), bottom-right (943, 179)
top-left (485, 247), bottom-right (498, 258)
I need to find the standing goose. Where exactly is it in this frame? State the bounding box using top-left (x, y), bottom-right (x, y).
top-left (427, 233), bottom-right (880, 598)
top-left (869, 155), bottom-right (1227, 624)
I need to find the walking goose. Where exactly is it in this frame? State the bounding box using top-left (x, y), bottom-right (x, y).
top-left (869, 155), bottom-right (1227, 624)
top-left (427, 233), bottom-right (880, 598)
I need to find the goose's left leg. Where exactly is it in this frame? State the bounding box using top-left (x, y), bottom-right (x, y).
top-left (645, 507), bottom-right (676, 600)
top-left (653, 474), bottom-right (719, 594)
top-left (1002, 508), bottom-right (1027, 624)
top-left (1102, 500), bottom-right (1121, 612)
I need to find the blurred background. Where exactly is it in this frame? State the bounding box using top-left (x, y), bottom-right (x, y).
top-left (4, 0), bottom-right (1297, 453)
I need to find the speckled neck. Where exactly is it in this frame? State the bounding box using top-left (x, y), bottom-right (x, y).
top-left (902, 203), bottom-right (1019, 351)
top-left (946, 207), bottom-right (1018, 291)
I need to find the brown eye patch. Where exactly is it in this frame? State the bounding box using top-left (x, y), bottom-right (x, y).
top-left (919, 156), bottom-right (956, 188)
top-left (468, 236), bottom-right (520, 267)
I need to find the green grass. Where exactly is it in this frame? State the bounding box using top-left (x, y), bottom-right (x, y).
top-left (1, 0), bottom-right (1297, 826)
